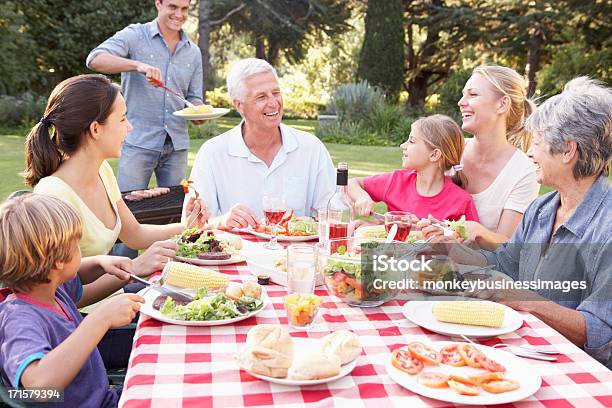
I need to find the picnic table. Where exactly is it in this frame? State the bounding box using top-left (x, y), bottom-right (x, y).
top-left (118, 232), bottom-right (612, 408)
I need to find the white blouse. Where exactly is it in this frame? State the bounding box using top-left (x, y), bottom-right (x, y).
top-left (471, 150), bottom-right (540, 231)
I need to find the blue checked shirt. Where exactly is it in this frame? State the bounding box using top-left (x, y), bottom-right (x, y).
top-left (483, 176), bottom-right (612, 368)
top-left (87, 20), bottom-right (203, 152)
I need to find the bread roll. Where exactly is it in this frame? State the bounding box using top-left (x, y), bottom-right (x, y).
top-left (246, 324), bottom-right (293, 357)
top-left (242, 281), bottom-right (262, 299)
top-left (236, 346), bottom-right (292, 378)
top-left (319, 330), bottom-right (362, 364)
top-left (225, 285), bottom-right (244, 299)
top-left (221, 234), bottom-right (243, 250)
top-left (292, 353), bottom-right (341, 380)
top-left (237, 325), bottom-right (294, 378)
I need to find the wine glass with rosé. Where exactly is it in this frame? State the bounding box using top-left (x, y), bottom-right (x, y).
top-left (262, 193), bottom-right (287, 250)
top-left (384, 211), bottom-right (413, 242)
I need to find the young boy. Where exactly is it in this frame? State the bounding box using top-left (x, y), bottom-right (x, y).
top-left (0, 194), bottom-right (144, 407)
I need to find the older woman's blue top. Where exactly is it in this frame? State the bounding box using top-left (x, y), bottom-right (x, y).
top-left (484, 175), bottom-right (611, 368)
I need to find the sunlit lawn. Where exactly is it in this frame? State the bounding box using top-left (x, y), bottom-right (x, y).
top-left (0, 118), bottom-right (399, 201)
top-left (1, 118), bottom-right (609, 201)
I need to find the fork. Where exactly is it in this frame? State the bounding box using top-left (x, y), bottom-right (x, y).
top-left (148, 77), bottom-right (196, 108)
top-left (459, 334), bottom-right (558, 361)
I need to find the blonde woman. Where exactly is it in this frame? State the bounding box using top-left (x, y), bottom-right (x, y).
top-left (349, 114), bottom-right (479, 222)
top-left (422, 65), bottom-right (540, 249)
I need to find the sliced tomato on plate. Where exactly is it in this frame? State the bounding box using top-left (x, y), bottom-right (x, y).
top-left (448, 374), bottom-right (476, 386)
top-left (407, 342), bottom-right (442, 365)
top-left (392, 347), bottom-right (424, 375)
top-left (481, 378), bottom-right (520, 394)
top-left (440, 344), bottom-right (466, 367)
top-left (448, 379), bottom-right (481, 396)
top-left (457, 343), bottom-right (484, 368)
top-left (476, 353), bottom-right (506, 373)
top-left (469, 371), bottom-right (505, 385)
top-left (418, 372), bottom-right (449, 388)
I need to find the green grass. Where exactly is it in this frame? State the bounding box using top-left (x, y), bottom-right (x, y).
top-left (0, 118), bottom-right (400, 201)
top-left (2, 119), bottom-right (609, 201)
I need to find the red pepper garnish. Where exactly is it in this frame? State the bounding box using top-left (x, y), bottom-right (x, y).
top-left (180, 179), bottom-right (193, 194)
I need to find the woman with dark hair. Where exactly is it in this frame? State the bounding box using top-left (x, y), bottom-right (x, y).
top-left (24, 74), bottom-right (208, 307)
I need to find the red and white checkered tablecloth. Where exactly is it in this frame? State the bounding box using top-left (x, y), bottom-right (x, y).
top-left (119, 233), bottom-right (612, 408)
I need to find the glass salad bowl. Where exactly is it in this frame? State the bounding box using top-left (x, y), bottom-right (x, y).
top-left (315, 238), bottom-right (403, 307)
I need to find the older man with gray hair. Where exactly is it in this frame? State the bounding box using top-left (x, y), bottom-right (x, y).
top-left (186, 58), bottom-right (335, 230)
top-left (438, 76), bottom-right (612, 368)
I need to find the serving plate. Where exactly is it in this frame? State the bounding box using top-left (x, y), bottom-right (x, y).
top-left (403, 298), bottom-right (523, 338)
top-left (245, 337), bottom-right (357, 386)
top-left (172, 107), bottom-right (230, 120)
top-left (386, 341), bottom-right (541, 405)
top-left (138, 286), bottom-right (267, 326)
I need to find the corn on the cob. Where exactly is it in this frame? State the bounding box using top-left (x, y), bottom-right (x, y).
top-left (432, 301), bottom-right (505, 328)
top-left (165, 261), bottom-right (229, 290)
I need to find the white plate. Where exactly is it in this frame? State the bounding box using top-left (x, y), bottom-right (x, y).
top-left (386, 341), bottom-right (541, 405)
top-left (174, 254), bottom-right (243, 266)
top-left (174, 231), bottom-right (244, 266)
top-left (238, 228), bottom-right (318, 242)
top-left (246, 337), bottom-right (357, 386)
top-left (172, 107), bottom-right (230, 120)
top-left (403, 299), bottom-right (523, 338)
top-left (240, 240), bottom-right (324, 287)
top-left (138, 286), bottom-right (267, 326)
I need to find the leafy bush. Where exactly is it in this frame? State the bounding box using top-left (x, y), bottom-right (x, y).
top-left (0, 93), bottom-right (47, 127)
top-left (436, 69), bottom-right (472, 122)
top-left (189, 121), bottom-right (220, 140)
top-left (317, 92), bottom-right (417, 146)
top-left (327, 80), bottom-right (384, 122)
top-left (316, 120), bottom-right (388, 145)
top-left (205, 86), bottom-right (233, 109)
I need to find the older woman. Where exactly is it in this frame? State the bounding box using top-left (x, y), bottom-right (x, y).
top-left (445, 77), bottom-right (611, 367)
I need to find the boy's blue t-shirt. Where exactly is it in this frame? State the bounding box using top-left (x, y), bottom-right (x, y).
top-left (0, 277), bottom-right (118, 407)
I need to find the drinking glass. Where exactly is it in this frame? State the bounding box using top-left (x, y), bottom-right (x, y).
top-left (262, 193), bottom-right (286, 250)
top-left (287, 244), bottom-right (317, 294)
top-left (384, 211), bottom-right (413, 242)
top-left (314, 207), bottom-right (328, 245)
top-left (284, 244), bottom-right (321, 329)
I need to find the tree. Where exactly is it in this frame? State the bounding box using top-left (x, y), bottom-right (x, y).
top-left (357, 0), bottom-right (405, 102)
top-left (208, 0), bottom-right (352, 66)
top-left (403, 0), bottom-right (489, 111)
top-left (0, 2), bottom-right (39, 94)
top-left (15, 0), bottom-right (156, 91)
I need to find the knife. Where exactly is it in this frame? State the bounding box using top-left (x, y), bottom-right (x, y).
top-left (130, 274), bottom-right (193, 303)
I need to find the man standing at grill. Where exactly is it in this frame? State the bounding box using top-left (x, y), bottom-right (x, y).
top-left (86, 0), bottom-right (204, 194)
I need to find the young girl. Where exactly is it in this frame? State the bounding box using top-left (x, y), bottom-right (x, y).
top-left (0, 194), bottom-right (143, 407)
top-left (348, 114), bottom-right (479, 222)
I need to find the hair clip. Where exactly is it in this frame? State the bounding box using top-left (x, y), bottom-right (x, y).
top-left (452, 164), bottom-right (464, 171)
top-left (39, 116), bottom-right (52, 127)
